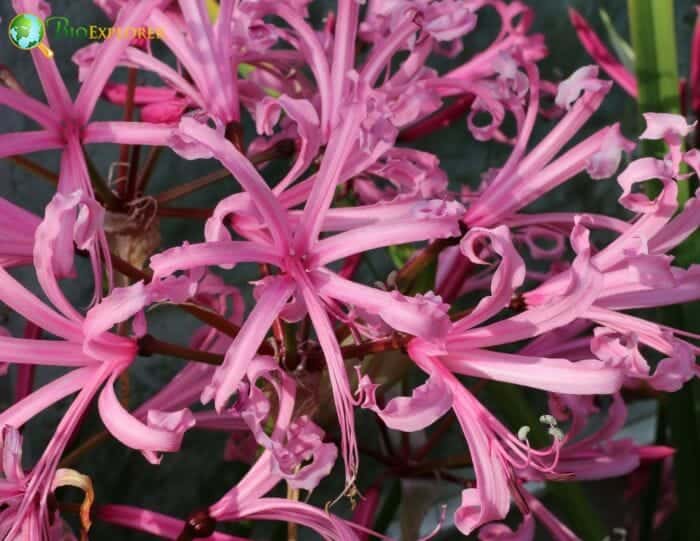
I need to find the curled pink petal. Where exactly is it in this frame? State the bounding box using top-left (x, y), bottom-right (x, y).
top-left (356, 369), bottom-right (453, 431)
top-left (98, 371), bottom-right (195, 465)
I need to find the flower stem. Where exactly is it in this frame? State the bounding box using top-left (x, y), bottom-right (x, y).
top-left (7, 155), bottom-right (58, 185)
top-left (108, 252), bottom-right (253, 344)
top-left (84, 149), bottom-right (123, 211)
top-left (156, 169), bottom-right (231, 204)
top-left (133, 146), bottom-right (163, 196)
top-left (138, 334), bottom-right (226, 365)
top-left (398, 94), bottom-right (475, 142)
top-left (118, 68), bottom-right (138, 198)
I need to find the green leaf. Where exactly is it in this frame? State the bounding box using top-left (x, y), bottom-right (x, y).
top-left (627, 6), bottom-right (699, 536)
top-left (627, 0), bottom-right (681, 115)
top-left (411, 258), bottom-right (437, 294)
top-left (599, 9), bottom-right (636, 72)
top-left (627, 0), bottom-right (688, 205)
top-left (388, 244), bottom-right (417, 269)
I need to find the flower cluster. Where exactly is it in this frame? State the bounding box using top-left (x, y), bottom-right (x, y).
top-left (0, 0), bottom-right (697, 540)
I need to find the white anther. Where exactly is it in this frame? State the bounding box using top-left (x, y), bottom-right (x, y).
top-left (548, 426), bottom-right (564, 441)
top-left (539, 414), bottom-right (557, 426)
top-left (517, 426), bottom-right (531, 442)
top-left (612, 528), bottom-right (627, 541)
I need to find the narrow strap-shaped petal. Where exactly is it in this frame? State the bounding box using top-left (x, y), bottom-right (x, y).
top-left (175, 118), bottom-right (292, 252)
top-left (0, 197), bottom-right (41, 238)
top-left (296, 276), bottom-right (358, 482)
top-left (0, 266), bottom-right (82, 341)
top-left (83, 121), bottom-right (173, 146)
top-left (311, 269), bottom-right (451, 341)
top-left (329, 0), bottom-right (359, 126)
top-left (228, 497), bottom-right (359, 541)
top-left (82, 279), bottom-right (187, 359)
top-left (135, 363), bottom-right (216, 417)
top-left (312, 200), bottom-right (464, 266)
top-left (150, 240), bottom-right (282, 277)
top-left (13, 0), bottom-right (72, 115)
top-left (409, 340), bottom-right (510, 535)
top-left (0, 86), bottom-right (59, 130)
top-left (203, 276), bottom-right (295, 412)
top-left (505, 212), bottom-right (630, 234)
top-left (210, 452), bottom-right (282, 516)
top-left (9, 362), bottom-right (112, 537)
top-left (601, 265), bottom-right (700, 310)
top-left (0, 198), bottom-right (40, 268)
top-left (0, 336), bottom-right (94, 367)
top-left (298, 101), bottom-right (365, 251)
top-left (470, 125), bottom-right (617, 226)
top-left (0, 130), bottom-right (63, 158)
top-left (0, 366), bottom-right (98, 429)
top-left (594, 162), bottom-right (678, 271)
top-left (442, 350), bottom-right (623, 395)
top-left (512, 72), bottom-right (609, 178)
top-left (95, 504), bottom-right (247, 541)
top-left (148, 9), bottom-right (207, 94)
top-left (458, 59), bottom-right (540, 227)
top-left (73, 0), bottom-right (166, 124)
top-left (361, 15), bottom-right (420, 86)
top-left (525, 493), bottom-right (580, 541)
top-left (34, 189), bottom-right (104, 321)
top-left (478, 513), bottom-right (535, 541)
top-left (178, 0), bottom-right (238, 122)
top-left (649, 190), bottom-right (700, 254)
top-left (120, 46), bottom-right (205, 108)
top-left (268, 3), bottom-right (332, 136)
top-left (270, 96), bottom-right (321, 194)
top-left (98, 370), bottom-right (195, 464)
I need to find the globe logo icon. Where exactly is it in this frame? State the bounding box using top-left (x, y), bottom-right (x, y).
top-left (8, 13), bottom-right (54, 58)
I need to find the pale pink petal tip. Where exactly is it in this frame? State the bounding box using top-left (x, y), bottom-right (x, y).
top-left (555, 65), bottom-right (608, 110)
top-left (640, 113), bottom-right (696, 141)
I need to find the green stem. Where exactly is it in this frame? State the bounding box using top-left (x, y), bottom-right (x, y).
top-left (627, 0), bottom-right (689, 202)
top-left (628, 6), bottom-right (699, 537)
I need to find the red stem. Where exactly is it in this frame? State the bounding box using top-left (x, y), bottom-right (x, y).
top-left (398, 94), bottom-right (475, 142)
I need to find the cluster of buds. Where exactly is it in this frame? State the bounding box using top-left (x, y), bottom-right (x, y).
top-left (0, 0), bottom-right (697, 539)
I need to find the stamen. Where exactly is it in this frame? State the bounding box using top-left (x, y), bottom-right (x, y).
top-left (517, 425), bottom-right (531, 442)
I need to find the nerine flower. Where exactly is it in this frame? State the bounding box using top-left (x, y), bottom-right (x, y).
top-left (1, 0), bottom-right (174, 299)
top-left (90, 112), bottom-right (463, 484)
top-left (0, 191), bottom-right (195, 537)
